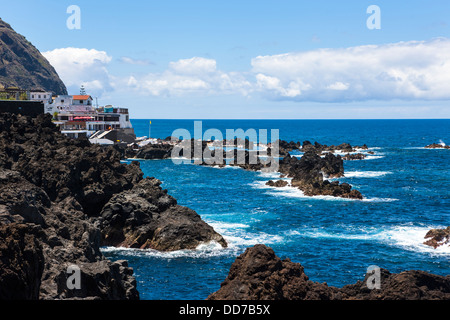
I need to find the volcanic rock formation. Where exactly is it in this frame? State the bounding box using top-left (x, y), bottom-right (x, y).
top-left (0, 113), bottom-right (226, 299)
top-left (208, 244), bottom-right (450, 300)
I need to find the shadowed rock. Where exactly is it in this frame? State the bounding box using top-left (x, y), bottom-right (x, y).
top-left (0, 113), bottom-right (227, 299)
top-left (208, 244), bottom-right (450, 300)
top-left (425, 143), bottom-right (450, 149)
top-left (424, 227), bottom-right (450, 249)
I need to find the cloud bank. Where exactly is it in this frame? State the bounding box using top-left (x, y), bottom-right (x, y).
top-left (44, 38), bottom-right (450, 103)
top-left (43, 47), bottom-right (113, 96)
top-left (251, 38), bottom-right (450, 102)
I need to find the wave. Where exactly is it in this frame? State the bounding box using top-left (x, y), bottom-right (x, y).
top-left (209, 164), bottom-right (241, 170)
top-left (363, 154), bottom-right (385, 160)
top-left (100, 220), bottom-right (284, 260)
top-left (209, 221), bottom-right (284, 248)
top-left (251, 180), bottom-right (398, 202)
top-left (101, 240), bottom-right (232, 259)
top-left (286, 225), bottom-right (450, 255)
top-left (362, 197), bottom-right (399, 202)
top-left (257, 171), bottom-right (282, 179)
top-left (344, 171), bottom-right (392, 178)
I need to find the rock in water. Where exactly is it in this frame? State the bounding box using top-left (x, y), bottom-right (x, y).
top-left (0, 18), bottom-right (67, 94)
top-left (280, 151), bottom-right (362, 199)
top-left (265, 180), bottom-right (289, 187)
top-left (99, 178), bottom-right (227, 251)
top-left (423, 227), bottom-right (450, 249)
top-left (342, 153), bottom-right (366, 160)
top-left (425, 143), bottom-right (450, 149)
top-left (208, 244), bottom-right (450, 300)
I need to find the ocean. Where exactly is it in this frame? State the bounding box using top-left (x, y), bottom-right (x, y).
top-left (102, 119), bottom-right (450, 300)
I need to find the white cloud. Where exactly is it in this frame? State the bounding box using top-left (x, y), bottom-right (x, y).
top-left (43, 47), bottom-right (113, 96)
top-left (169, 57), bottom-right (217, 75)
top-left (44, 39), bottom-right (450, 104)
top-left (122, 57), bottom-right (252, 97)
top-left (119, 56), bottom-right (152, 65)
top-left (327, 82), bottom-right (349, 91)
top-left (251, 38), bottom-right (450, 101)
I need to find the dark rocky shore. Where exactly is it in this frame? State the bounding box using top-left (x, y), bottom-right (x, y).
top-left (208, 244), bottom-right (450, 300)
top-left (152, 138), bottom-right (364, 200)
top-left (0, 113), bottom-right (226, 299)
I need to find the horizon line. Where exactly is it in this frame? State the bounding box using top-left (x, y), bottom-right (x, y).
top-left (129, 118), bottom-right (450, 121)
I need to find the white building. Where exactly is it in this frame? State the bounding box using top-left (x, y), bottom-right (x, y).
top-left (29, 90), bottom-right (54, 114)
top-left (50, 94), bottom-right (134, 141)
top-left (29, 90), bottom-right (52, 103)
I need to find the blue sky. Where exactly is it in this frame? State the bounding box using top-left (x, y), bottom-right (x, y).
top-left (2, 0), bottom-right (450, 118)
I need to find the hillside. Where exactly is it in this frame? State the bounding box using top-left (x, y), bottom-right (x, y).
top-left (0, 18), bottom-right (67, 94)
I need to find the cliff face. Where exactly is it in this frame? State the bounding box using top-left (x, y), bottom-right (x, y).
top-left (0, 113), bottom-right (226, 299)
top-left (0, 18), bottom-right (67, 94)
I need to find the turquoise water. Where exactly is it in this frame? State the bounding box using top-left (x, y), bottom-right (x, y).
top-left (103, 119), bottom-right (450, 300)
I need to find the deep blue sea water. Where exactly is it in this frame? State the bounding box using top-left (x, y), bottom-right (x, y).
top-left (103, 119), bottom-right (450, 300)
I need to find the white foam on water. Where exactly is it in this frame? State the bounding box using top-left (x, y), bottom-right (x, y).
top-left (208, 221), bottom-right (284, 249)
top-left (378, 225), bottom-right (450, 255)
top-left (286, 225), bottom-right (450, 256)
top-left (251, 178), bottom-right (400, 202)
top-left (344, 171), bottom-right (392, 178)
top-left (208, 221), bottom-right (250, 231)
top-left (363, 154), bottom-right (385, 160)
top-left (439, 139), bottom-right (446, 146)
top-left (101, 240), bottom-right (233, 259)
top-left (257, 171), bottom-right (282, 179)
top-left (100, 218), bottom-right (287, 260)
top-left (209, 165), bottom-right (240, 170)
top-left (361, 197), bottom-right (399, 202)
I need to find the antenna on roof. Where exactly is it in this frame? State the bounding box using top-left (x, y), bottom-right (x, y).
top-left (80, 85), bottom-right (86, 95)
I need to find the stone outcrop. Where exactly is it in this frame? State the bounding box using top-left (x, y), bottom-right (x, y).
top-left (302, 141), bottom-right (368, 155)
top-left (279, 151), bottom-right (362, 199)
top-left (0, 113), bottom-right (227, 299)
top-left (0, 18), bottom-right (67, 94)
top-left (0, 223), bottom-right (45, 300)
top-left (133, 143), bottom-right (173, 160)
top-left (265, 180), bottom-right (289, 188)
top-left (99, 178), bottom-right (227, 251)
top-left (425, 143), bottom-right (450, 149)
top-left (0, 168), bottom-right (139, 300)
top-left (208, 244), bottom-right (450, 300)
top-left (423, 227), bottom-right (450, 249)
top-left (342, 153), bottom-right (366, 160)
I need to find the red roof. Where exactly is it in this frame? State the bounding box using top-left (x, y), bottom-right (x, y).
top-left (72, 95), bottom-right (92, 100)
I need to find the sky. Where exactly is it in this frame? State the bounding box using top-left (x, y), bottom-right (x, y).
top-left (1, 0), bottom-right (450, 119)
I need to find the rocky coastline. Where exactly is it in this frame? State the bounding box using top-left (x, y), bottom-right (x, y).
top-left (0, 113), bottom-right (226, 299)
top-left (208, 244), bottom-right (450, 300)
top-left (145, 138), bottom-right (365, 200)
